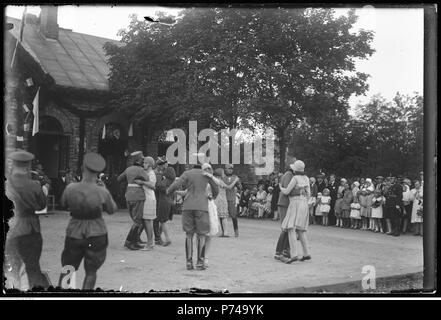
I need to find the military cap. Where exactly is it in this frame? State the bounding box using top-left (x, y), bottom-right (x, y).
top-left (9, 150), bottom-right (34, 163)
top-left (224, 164), bottom-right (234, 169)
top-left (376, 176), bottom-right (384, 179)
top-left (83, 152), bottom-right (106, 173)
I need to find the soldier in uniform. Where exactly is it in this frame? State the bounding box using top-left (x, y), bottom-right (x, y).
top-left (4, 150), bottom-right (50, 289)
top-left (223, 164), bottom-right (241, 237)
top-left (117, 151), bottom-right (149, 250)
top-left (316, 173), bottom-right (327, 193)
top-left (58, 152), bottom-right (117, 290)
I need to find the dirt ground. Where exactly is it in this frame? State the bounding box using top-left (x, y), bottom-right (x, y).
top-left (6, 210), bottom-right (424, 293)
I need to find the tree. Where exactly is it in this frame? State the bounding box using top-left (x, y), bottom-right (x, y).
top-left (246, 8), bottom-right (374, 171)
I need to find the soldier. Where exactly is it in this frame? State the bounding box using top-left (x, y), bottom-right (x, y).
top-left (117, 151), bottom-right (149, 250)
top-left (4, 150), bottom-right (50, 289)
top-left (58, 152), bottom-right (117, 290)
top-left (167, 162), bottom-right (219, 270)
top-left (223, 164), bottom-right (241, 237)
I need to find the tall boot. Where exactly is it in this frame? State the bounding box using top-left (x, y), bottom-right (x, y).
top-left (185, 235), bottom-right (194, 270)
top-left (82, 273), bottom-right (97, 290)
top-left (196, 235), bottom-right (206, 270)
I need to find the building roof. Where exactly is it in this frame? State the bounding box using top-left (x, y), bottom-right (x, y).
top-left (7, 16), bottom-right (121, 91)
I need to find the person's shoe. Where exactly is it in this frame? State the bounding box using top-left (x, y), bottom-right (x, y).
top-left (285, 256), bottom-right (300, 264)
top-left (124, 242), bottom-right (141, 250)
top-left (279, 256), bottom-right (291, 263)
top-left (196, 260), bottom-right (206, 270)
top-left (234, 230), bottom-right (239, 237)
top-left (186, 261), bottom-right (194, 270)
top-left (300, 255), bottom-right (311, 261)
top-left (162, 241), bottom-right (171, 247)
top-left (137, 240), bottom-right (147, 245)
top-left (140, 245), bottom-right (154, 251)
top-left (274, 254), bottom-right (283, 261)
top-left (155, 239), bottom-right (163, 245)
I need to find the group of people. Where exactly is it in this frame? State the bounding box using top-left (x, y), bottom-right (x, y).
top-left (306, 173), bottom-right (424, 237)
top-left (4, 146), bottom-right (424, 290)
top-left (5, 150), bottom-right (117, 290)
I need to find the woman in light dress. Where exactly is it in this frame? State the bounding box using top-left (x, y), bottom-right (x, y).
top-left (410, 180), bottom-right (423, 236)
top-left (211, 168), bottom-right (238, 237)
top-left (279, 160), bottom-right (311, 263)
top-left (134, 156), bottom-right (156, 250)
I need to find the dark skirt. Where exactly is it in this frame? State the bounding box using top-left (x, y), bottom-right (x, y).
top-left (156, 193), bottom-right (173, 223)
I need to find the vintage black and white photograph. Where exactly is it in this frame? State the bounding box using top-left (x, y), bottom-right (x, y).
top-left (2, 4), bottom-right (436, 296)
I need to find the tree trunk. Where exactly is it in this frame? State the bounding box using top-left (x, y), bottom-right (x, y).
top-left (277, 127), bottom-right (286, 173)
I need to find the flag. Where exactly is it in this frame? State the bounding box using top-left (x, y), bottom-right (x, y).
top-left (128, 123), bottom-right (133, 137)
top-left (102, 124), bottom-right (106, 139)
top-left (10, 7), bottom-right (27, 69)
top-left (32, 87), bottom-right (40, 136)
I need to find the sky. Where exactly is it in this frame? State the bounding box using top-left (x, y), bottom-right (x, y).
top-left (5, 5), bottom-right (424, 109)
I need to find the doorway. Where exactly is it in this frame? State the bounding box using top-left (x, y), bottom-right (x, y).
top-left (32, 116), bottom-right (69, 202)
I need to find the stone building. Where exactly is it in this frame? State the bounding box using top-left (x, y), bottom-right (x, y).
top-left (4, 7), bottom-right (143, 200)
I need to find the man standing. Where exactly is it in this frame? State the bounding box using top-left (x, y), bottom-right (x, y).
top-left (153, 157), bottom-right (168, 245)
top-left (327, 174), bottom-right (339, 226)
top-left (117, 151), bottom-right (149, 250)
top-left (274, 163), bottom-right (294, 261)
top-left (375, 176), bottom-right (385, 192)
top-left (223, 164), bottom-right (241, 237)
top-left (316, 173), bottom-right (327, 193)
top-left (388, 176), bottom-right (404, 237)
top-left (167, 162), bottom-right (219, 270)
top-left (4, 150), bottom-right (49, 289)
top-left (59, 152), bottom-right (117, 290)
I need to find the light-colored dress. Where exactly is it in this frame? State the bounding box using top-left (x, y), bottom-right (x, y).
top-left (142, 168), bottom-right (157, 220)
top-left (371, 196), bottom-right (385, 218)
top-left (214, 178), bottom-right (229, 219)
top-left (411, 187), bottom-right (423, 223)
top-left (320, 196), bottom-right (331, 214)
top-left (315, 195), bottom-right (323, 216)
top-left (281, 175), bottom-right (311, 231)
top-left (350, 203), bottom-right (361, 219)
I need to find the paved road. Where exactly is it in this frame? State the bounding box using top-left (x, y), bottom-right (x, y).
top-left (12, 210), bottom-right (424, 293)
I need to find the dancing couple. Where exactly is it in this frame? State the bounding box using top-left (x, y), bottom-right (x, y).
top-left (119, 151), bottom-right (173, 251)
top-left (274, 160), bottom-right (312, 264)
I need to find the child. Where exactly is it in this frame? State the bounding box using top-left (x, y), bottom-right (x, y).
top-left (334, 192), bottom-right (343, 227)
top-left (320, 188), bottom-right (331, 226)
top-left (371, 189), bottom-right (385, 233)
top-left (315, 192), bottom-right (323, 225)
top-left (350, 194), bottom-right (361, 228)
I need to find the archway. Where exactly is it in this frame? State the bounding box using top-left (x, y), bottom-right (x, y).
top-left (31, 115), bottom-right (70, 202)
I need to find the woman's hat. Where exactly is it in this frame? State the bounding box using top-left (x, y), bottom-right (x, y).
top-left (224, 164), bottom-right (234, 169)
top-left (353, 181), bottom-right (360, 187)
top-left (268, 186), bottom-right (274, 191)
top-left (366, 178), bottom-right (372, 184)
top-left (202, 163), bottom-right (212, 171)
top-left (290, 160), bottom-right (305, 173)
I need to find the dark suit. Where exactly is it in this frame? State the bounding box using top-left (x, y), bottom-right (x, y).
top-left (328, 180), bottom-right (339, 225)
